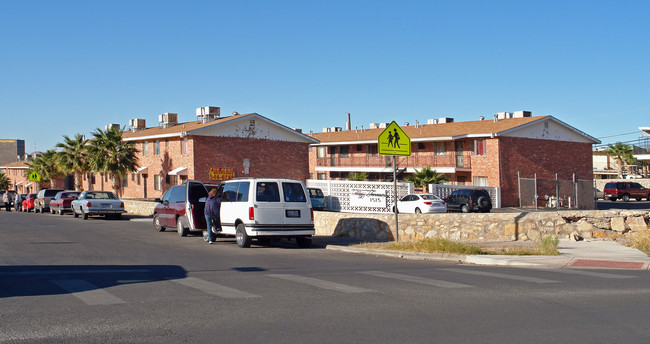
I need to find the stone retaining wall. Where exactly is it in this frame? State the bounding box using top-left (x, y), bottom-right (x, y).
top-left (315, 210), bottom-right (650, 242)
top-left (124, 200), bottom-right (157, 216)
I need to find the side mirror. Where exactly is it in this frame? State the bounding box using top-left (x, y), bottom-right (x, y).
top-left (154, 198), bottom-right (162, 203)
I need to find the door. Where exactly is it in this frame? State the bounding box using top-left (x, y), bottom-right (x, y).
top-left (280, 182), bottom-right (310, 225)
top-left (455, 141), bottom-right (464, 167)
top-left (158, 187), bottom-right (174, 227)
top-left (185, 180), bottom-right (208, 231)
top-left (254, 181), bottom-right (284, 226)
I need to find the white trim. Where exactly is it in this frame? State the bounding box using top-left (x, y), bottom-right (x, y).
top-left (499, 116), bottom-right (600, 143)
top-left (168, 167), bottom-right (188, 176)
top-left (315, 166), bottom-right (464, 174)
top-left (634, 154), bottom-right (650, 161)
top-left (25, 182), bottom-right (33, 187)
top-left (123, 133), bottom-right (182, 142)
top-left (15, 181), bottom-right (23, 185)
top-left (136, 166), bottom-right (148, 174)
top-left (639, 127), bottom-right (650, 134)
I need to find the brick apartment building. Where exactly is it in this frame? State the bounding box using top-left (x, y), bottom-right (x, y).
top-left (80, 109), bottom-right (318, 199)
top-left (308, 112), bottom-right (599, 207)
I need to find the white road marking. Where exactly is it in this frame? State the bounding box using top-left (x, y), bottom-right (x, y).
top-left (169, 277), bottom-right (260, 298)
top-left (440, 268), bottom-right (560, 283)
top-left (361, 271), bottom-right (474, 288)
top-left (530, 268), bottom-right (637, 279)
top-left (267, 274), bottom-right (374, 293)
top-left (51, 279), bottom-right (126, 306)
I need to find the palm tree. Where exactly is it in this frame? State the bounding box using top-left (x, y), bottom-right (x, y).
top-left (406, 166), bottom-right (447, 188)
top-left (0, 171), bottom-right (10, 190)
top-left (56, 134), bottom-right (89, 191)
top-left (26, 150), bottom-right (62, 188)
top-left (605, 142), bottom-right (634, 178)
top-left (87, 126), bottom-right (139, 196)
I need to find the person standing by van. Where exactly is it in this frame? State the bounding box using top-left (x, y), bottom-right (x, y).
top-left (204, 188), bottom-right (222, 244)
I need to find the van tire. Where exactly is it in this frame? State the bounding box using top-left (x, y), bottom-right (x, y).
top-left (236, 223), bottom-right (252, 248)
top-left (622, 194), bottom-right (630, 202)
top-left (296, 236), bottom-right (312, 248)
top-left (153, 214), bottom-right (165, 232)
top-left (177, 217), bottom-right (188, 237)
top-left (461, 205), bottom-right (470, 213)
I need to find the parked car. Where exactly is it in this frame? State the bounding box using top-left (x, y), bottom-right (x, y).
top-left (14, 193), bottom-right (27, 212)
top-left (71, 191), bottom-right (125, 220)
top-left (395, 193), bottom-right (447, 214)
top-left (308, 187), bottom-right (326, 211)
top-left (445, 189), bottom-right (492, 213)
top-left (1, 190), bottom-right (16, 211)
top-left (594, 188), bottom-right (604, 200)
top-left (219, 178), bottom-right (314, 248)
top-left (153, 180), bottom-right (208, 237)
top-left (35, 188), bottom-right (64, 213)
top-left (49, 191), bottom-right (80, 215)
top-left (603, 182), bottom-right (650, 202)
top-left (22, 194), bottom-right (37, 212)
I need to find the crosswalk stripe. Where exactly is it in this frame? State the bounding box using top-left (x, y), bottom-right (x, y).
top-left (267, 274), bottom-right (374, 293)
top-left (51, 279), bottom-right (126, 305)
top-left (169, 277), bottom-right (260, 299)
top-left (361, 271), bottom-right (474, 288)
top-left (440, 268), bottom-right (560, 283)
top-left (529, 268), bottom-right (637, 279)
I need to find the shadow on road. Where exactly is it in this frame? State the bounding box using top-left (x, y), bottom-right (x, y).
top-left (0, 265), bottom-right (186, 299)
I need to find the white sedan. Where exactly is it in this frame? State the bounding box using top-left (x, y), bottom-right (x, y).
top-left (71, 191), bottom-right (125, 220)
top-left (395, 194), bottom-right (447, 214)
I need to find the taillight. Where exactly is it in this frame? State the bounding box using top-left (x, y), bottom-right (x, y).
top-left (310, 208), bottom-right (314, 221)
top-left (424, 201), bottom-right (432, 205)
top-left (119, 202), bottom-right (124, 208)
top-left (249, 207), bottom-right (255, 220)
top-left (86, 201), bottom-right (92, 207)
top-left (468, 198), bottom-right (473, 205)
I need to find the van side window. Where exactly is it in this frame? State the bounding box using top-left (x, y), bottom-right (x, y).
top-left (236, 182), bottom-right (250, 202)
top-left (223, 182), bottom-right (240, 202)
top-left (162, 187), bottom-right (174, 203)
top-left (283, 182), bottom-right (306, 202)
top-left (256, 182), bottom-right (280, 202)
top-left (171, 186), bottom-right (186, 203)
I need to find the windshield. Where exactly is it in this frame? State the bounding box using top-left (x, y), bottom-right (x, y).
top-left (86, 192), bottom-right (118, 200)
top-left (420, 194), bottom-right (440, 200)
top-left (309, 188), bottom-right (324, 197)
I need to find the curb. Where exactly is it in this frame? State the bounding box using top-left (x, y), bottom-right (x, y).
top-left (325, 245), bottom-right (466, 263)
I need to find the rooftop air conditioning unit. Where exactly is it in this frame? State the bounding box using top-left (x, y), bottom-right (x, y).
top-left (330, 127), bottom-right (343, 132)
top-left (369, 123), bottom-right (379, 129)
top-left (159, 113), bottom-right (178, 128)
top-left (293, 128), bottom-right (303, 133)
top-left (104, 123), bottom-right (120, 131)
top-left (196, 106), bottom-right (221, 123)
top-left (496, 112), bottom-right (512, 119)
top-left (426, 119), bottom-right (438, 125)
top-left (129, 118), bottom-right (146, 131)
top-left (378, 123), bottom-right (388, 128)
top-left (513, 110), bottom-right (532, 118)
top-left (438, 117), bottom-right (454, 123)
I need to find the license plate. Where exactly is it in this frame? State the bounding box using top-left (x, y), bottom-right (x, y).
top-left (286, 210), bottom-right (300, 218)
top-left (101, 203), bottom-right (111, 207)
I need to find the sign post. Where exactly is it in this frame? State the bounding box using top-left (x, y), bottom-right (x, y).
top-left (378, 121), bottom-right (411, 241)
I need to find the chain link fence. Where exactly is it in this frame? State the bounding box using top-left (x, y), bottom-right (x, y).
top-left (518, 173), bottom-right (595, 210)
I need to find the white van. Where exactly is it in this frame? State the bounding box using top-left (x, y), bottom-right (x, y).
top-left (216, 178), bottom-right (314, 248)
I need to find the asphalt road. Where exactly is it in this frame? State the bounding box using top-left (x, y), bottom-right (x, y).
top-left (1, 211), bottom-right (650, 343)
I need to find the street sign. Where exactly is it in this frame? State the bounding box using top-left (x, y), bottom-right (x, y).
top-left (28, 171), bottom-right (41, 182)
top-left (378, 121), bottom-right (411, 156)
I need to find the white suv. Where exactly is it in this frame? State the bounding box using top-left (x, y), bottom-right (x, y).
top-left (217, 178), bottom-right (315, 248)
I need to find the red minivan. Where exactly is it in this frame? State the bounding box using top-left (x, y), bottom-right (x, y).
top-left (153, 180), bottom-right (210, 236)
top-left (603, 182), bottom-right (650, 202)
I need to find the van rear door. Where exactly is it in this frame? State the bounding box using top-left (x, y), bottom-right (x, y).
top-left (280, 181), bottom-right (312, 226)
top-left (254, 181), bottom-right (284, 227)
top-left (185, 180), bottom-right (209, 231)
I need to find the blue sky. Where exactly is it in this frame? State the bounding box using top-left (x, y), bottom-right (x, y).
top-left (2, 0), bottom-right (649, 152)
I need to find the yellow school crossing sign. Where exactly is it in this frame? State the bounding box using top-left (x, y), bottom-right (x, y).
top-left (28, 171), bottom-right (41, 182)
top-left (378, 121), bottom-right (411, 156)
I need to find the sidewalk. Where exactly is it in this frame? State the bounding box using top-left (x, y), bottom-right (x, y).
top-left (322, 238), bottom-right (650, 270)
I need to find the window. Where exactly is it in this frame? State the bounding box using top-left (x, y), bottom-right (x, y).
top-left (170, 175), bottom-right (177, 185)
top-left (434, 142), bottom-right (446, 156)
top-left (282, 182), bottom-right (307, 202)
top-left (317, 173), bottom-right (327, 180)
top-left (123, 176), bottom-right (128, 188)
top-left (181, 137), bottom-right (188, 155)
top-left (473, 176), bottom-right (489, 186)
top-left (137, 174), bottom-right (141, 185)
top-left (317, 146), bottom-right (326, 158)
top-left (356, 145), bottom-right (363, 152)
top-left (418, 142), bottom-right (425, 150)
top-left (223, 182), bottom-right (250, 202)
top-left (165, 174), bottom-right (170, 184)
top-left (154, 140), bottom-right (160, 155)
top-left (339, 145), bottom-right (349, 158)
top-left (154, 174), bottom-right (161, 191)
top-left (256, 182), bottom-right (280, 202)
top-left (368, 144), bottom-right (378, 157)
top-left (473, 139), bottom-right (486, 156)
top-left (143, 141), bottom-right (149, 156)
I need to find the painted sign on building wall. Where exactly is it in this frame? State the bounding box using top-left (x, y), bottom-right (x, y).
top-left (209, 168), bottom-right (235, 181)
top-left (349, 188), bottom-right (387, 208)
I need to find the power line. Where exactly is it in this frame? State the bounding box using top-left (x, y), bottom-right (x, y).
top-left (596, 131), bottom-right (644, 139)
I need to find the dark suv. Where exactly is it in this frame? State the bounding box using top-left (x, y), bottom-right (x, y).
top-left (445, 189), bottom-right (492, 213)
top-left (603, 182), bottom-right (650, 202)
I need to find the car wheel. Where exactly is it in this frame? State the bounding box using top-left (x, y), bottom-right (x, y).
top-left (236, 223), bottom-right (252, 248)
top-left (153, 214), bottom-right (165, 232)
top-left (202, 230), bottom-right (210, 242)
top-left (50, 208), bottom-right (55, 214)
top-left (177, 217), bottom-right (188, 237)
top-left (82, 209), bottom-right (88, 220)
top-left (296, 236), bottom-right (312, 248)
top-left (637, 198), bottom-right (642, 201)
top-left (415, 208), bottom-right (422, 214)
top-left (59, 208), bottom-right (64, 215)
top-left (461, 205), bottom-right (470, 213)
top-left (622, 194), bottom-right (630, 202)
top-left (73, 208), bottom-right (78, 218)
top-left (610, 197), bottom-right (617, 202)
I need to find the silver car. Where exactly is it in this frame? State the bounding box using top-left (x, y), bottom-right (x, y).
top-left (71, 191), bottom-right (125, 220)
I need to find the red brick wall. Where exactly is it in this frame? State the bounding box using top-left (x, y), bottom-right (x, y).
top-left (497, 137), bottom-right (594, 207)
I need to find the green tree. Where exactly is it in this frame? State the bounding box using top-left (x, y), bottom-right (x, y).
top-left (605, 142), bottom-right (634, 178)
top-left (406, 166), bottom-right (447, 188)
top-left (348, 172), bottom-right (367, 181)
top-left (56, 134), bottom-right (89, 191)
top-left (87, 126), bottom-right (139, 196)
top-left (0, 171), bottom-right (10, 190)
top-left (26, 149), bottom-right (62, 188)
